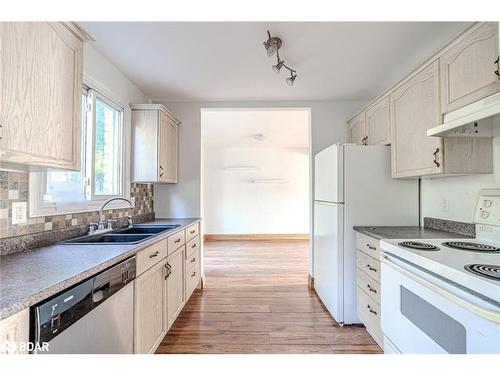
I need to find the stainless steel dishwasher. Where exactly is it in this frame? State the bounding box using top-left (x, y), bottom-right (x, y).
top-left (32, 257), bottom-right (136, 354)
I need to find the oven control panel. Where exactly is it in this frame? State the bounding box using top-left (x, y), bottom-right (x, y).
top-left (474, 189), bottom-right (500, 227)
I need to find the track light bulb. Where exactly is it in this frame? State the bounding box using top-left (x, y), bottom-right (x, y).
top-left (272, 60), bottom-right (285, 74)
top-left (286, 73), bottom-right (297, 86)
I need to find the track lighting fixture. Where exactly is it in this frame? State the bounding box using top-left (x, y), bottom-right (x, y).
top-left (263, 30), bottom-right (298, 86)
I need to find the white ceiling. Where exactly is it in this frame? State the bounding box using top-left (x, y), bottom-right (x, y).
top-left (201, 109), bottom-right (309, 148)
top-left (79, 22), bottom-right (471, 102)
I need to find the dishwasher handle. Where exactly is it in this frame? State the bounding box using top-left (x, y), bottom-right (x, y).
top-left (92, 282), bottom-right (111, 305)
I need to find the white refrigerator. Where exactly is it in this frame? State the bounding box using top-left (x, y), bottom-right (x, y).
top-left (313, 144), bottom-right (418, 324)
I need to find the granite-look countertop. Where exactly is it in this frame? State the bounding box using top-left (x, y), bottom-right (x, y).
top-left (0, 218), bottom-right (201, 320)
top-left (353, 226), bottom-right (474, 240)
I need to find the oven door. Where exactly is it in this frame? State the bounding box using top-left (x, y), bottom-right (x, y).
top-left (381, 254), bottom-right (500, 354)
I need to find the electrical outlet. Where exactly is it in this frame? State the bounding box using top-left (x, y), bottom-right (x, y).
top-left (441, 197), bottom-right (449, 213)
top-left (12, 202), bottom-right (27, 224)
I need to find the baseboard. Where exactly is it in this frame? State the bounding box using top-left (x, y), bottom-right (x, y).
top-left (204, 233), bottom-right (309, 241)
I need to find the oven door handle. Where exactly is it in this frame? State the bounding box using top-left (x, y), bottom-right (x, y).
top-left (381, 255), bottom-right (500, 324)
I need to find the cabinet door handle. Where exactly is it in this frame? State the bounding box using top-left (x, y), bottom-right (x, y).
top-left (159, 165), bottom-right (164, 177)
top-left (433, 148), bottom-right (440, 168)
top-left (366, 284), bottom-right (377, 293)
top-left (191, 243), bottom-right (197, 248)
top-left (191, 257), bottom-right (196, 263)
top-left (191, 271), bottom-right (196, 277)
top-left (366, 264), bottom-right (377, 272)
top-left (367, 305), bottom-right (378, 315)
top-left (165, 263), bottom-right (171, 279)
top-left (149, 251), bottom-right (159, 259)
top-left (190, 230), bottom-right (196, 234)
top-left (366, 244), bottom-right (376, 251)
top-left (174, 238), bottom-right (181, 244)
top-left (495, 56), bottom-right (499, 79)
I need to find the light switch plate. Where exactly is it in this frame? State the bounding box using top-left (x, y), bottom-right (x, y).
top-left (12, 202), bottom-right (27, 225)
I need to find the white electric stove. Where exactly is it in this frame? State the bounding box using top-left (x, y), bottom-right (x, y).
top-left (380, 189), bottom-right (500, 354)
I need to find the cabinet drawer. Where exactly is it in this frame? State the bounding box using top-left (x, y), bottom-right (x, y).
top-left (356, 251), bottom-right (380, 282)
top-left (356, 232), bottom-right (381, 259)
top-left (357, 267), bottom-right (381, 304)
top-left (185, 223), bottom-right (199, 242)
top-left (186, 236), bottom-right (200, 259)
top-left (186, 262), bottom-right (200, 299)
top-left (136, 239), bottom-right (168, 276)
top-left (168, 230), bottom-right (185, 254)
top-left (185, 248), bottom-right (200, 272)
top-left (356, 287), bottom-right (383, 348)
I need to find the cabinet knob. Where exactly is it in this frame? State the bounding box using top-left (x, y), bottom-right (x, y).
top-left (433, 148), bottom-right (440, 168)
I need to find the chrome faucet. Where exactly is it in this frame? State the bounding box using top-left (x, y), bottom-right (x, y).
top-left (97, 197), bottom-right (134, 232)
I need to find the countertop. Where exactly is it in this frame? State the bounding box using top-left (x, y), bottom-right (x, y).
top-left (0, 218), bottom-right (201, 320)
top-left (353, 226), bottom-right (474, 241)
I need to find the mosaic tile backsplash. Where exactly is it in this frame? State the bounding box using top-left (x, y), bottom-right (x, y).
top-left (0, 170), bottom-right (154, 240)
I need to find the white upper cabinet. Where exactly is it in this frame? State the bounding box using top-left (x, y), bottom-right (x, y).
top-left (0, 22), bottom-right (84, 170)
top-left (347, 22), bottom-right (496, 179)
top-left (131, 104), bottom-right (180, 183)
top-left (348, 113), bottom-right (366, 145)
top-left (440, 22), bottom-right (500, 114)
top-left (391, 60), bottom-right (493, 178)
top-left (390, 61), bottom-right (443, 178)
top-left (366, 96), bottom-right (391, 145)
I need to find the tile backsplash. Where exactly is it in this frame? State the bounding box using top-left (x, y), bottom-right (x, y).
top-left (0, 170), bottom-right (154, 239)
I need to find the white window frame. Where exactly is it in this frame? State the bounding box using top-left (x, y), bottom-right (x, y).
top-left (29, 75), bottom-right (132, 217)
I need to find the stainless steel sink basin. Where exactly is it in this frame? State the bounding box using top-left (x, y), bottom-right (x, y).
top-left (60, 224), bottom-right (182, 245)
top-left (115, 224), bottom-right (181, 235)
top-left (63, 233), bottom-right (153, 244)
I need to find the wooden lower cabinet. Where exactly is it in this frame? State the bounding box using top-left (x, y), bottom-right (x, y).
top-left (134, 259), bottom-right (167, 354)
top-left (0, 309), bottom-right (29, 354)
top-left (166, 246), bottom-right (186, 329)
top-left (355, 233), bottom-right (383, 349)
top-left (134, 223), bottom-right (201, 353)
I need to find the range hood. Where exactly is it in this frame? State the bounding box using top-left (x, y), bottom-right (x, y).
top-left (427, 91), bottom-right (500, 137)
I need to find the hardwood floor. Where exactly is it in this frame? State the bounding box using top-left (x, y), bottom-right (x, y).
top-left (156, 240), bottom-right (382, 354)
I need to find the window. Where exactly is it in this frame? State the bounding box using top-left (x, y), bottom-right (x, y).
top-left (30, 84), bottom-right (128, 216)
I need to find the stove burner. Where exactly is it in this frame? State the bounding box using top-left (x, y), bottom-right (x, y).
top-left (398, 241), bottom-right (439, 251)
top-left (443, 241), bottom-right (500, 253)
top-left (464, 264), bottom-right (500, 281)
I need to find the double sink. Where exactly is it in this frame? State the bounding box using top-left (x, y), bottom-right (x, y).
top-left (62, 224), bottom-right (181, 245)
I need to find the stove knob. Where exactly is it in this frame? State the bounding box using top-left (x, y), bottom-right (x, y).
top-left (480, 210), bottom-right (490, 219)
top-left (483, 199), bottom-right (493, 208)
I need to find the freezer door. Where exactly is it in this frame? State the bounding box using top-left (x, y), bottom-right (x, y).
top-left (313, 200), bottom-right (344, 323)
top-left (314, 144), bottom-right (344, 203)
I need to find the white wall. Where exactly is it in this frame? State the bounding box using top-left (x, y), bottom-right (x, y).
top-left (84, 44), bottom-right (149, 104)
top-left (203, 146), bottom-right (309, 234)
top-left (154, 100), bottom-right (365, 219)
top-left (421, 131), bottom-right (500, 223)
